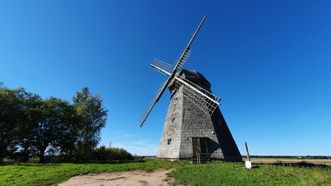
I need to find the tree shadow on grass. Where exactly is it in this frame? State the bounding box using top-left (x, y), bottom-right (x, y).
top-left (0, 161), bottom-right (66, 166)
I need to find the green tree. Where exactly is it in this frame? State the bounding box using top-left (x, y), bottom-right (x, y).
top-left (53, 99), bottom-right (80, 161)
top-left (1, 86), bottom-right (108, 163)
top-left (30, 97), bottom-right (77, 162)
top-left (0, 87), bottom-right (22, 161)
top-left (0, 87), bottom-right (41, 162)
top-left (72, 87), bottom-right (107, 161)
top-left (9, 89), bottom-right (43, 162)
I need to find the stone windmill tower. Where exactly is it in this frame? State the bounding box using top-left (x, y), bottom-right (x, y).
top-left (140, 16), bottom-right (241, 161)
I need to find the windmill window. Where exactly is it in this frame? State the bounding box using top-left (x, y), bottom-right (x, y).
top-left (170, 118), bottom-right (175, 128)
top-left (167, 138), bottom-right (172, 145)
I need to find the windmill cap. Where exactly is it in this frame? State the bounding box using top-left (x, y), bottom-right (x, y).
top-left (178, 69), bottom-right (211, 90)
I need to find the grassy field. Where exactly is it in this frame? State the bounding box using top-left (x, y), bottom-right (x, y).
top-left (169, 161), bottom-right (330, 186)
top-left (0, 160), bottom-right (330, 186)
top-left (245, 157), bottom-right (331, 166)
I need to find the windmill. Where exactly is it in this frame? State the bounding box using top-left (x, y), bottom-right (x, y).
top-left (140, 16), bottom-right (242, 161)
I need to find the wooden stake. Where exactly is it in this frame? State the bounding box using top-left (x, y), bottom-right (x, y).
top-left (244, 142), bottom-right (252, 169)
top-left (245, 142), bottom-right (250, 161)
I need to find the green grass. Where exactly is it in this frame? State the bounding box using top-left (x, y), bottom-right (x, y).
top-left (169, 161), bottom-right (331, 186)
top-left (0, 160), bottom-right (330, 186)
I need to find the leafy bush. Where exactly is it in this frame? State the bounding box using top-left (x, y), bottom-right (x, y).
top-left (92, 146), bottom-right (134, 162)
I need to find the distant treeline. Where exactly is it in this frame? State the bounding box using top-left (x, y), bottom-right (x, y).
top-left (0, 85), bottom-right (117, 162)
top-left (244, 155), bottom-right (331, 159)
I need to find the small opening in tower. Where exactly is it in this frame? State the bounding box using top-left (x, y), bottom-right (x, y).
top-left (167, 138), bottom-right (171, 145)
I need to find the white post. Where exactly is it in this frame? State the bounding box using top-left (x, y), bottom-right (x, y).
top-left (245, 142), bottom-right (252, 169)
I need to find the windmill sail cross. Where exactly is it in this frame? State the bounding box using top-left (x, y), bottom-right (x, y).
top-left (140, 16), bottom-right (208, 127)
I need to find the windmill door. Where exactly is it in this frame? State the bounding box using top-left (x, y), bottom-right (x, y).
top-left (192, 137), bottom-right (201, 158)
top-left (192, 137), bottom-right (208, 158)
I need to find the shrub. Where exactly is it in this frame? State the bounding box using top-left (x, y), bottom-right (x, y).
top-left (92, 146), bottom-right (134, 162)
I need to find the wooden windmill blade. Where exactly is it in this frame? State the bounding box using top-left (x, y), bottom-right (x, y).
top-left (150, 59), bottom-right (173, 76)
top-left (172, 16), bottom-right (207, 72)
top-left (140, 60), bottom-right (173, 127)
top-left (140, 80), bottom-right (169, 127)
top-left (140, 16), bottom-right (207, 127)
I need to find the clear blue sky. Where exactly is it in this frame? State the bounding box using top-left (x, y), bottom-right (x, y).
top-left (1, 1), bottom-right (330, 156)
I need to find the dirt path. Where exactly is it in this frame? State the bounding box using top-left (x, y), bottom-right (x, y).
top-left (58, 169), bottom-right (172, 186)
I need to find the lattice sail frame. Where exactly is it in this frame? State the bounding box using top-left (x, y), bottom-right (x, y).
top-left (173, 77), bottom-right (220, 115)
top-left (151, 59), bottom-right (173, 75)
top-left (175, 48), bottom-right (191, 70)
top-left (140, 81), bottom-right (168, 126)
